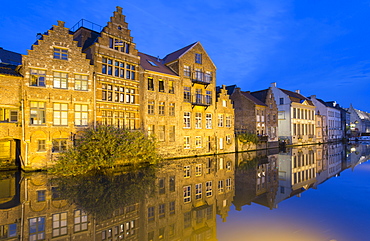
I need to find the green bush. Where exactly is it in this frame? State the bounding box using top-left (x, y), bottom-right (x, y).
top-left (49, 126), bottom-right (161, 176)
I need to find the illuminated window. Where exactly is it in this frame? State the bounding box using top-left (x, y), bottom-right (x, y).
top-left (148, 125), bottom-right (154, 136)
top-left (195, 164), bottom-right (202, 176)
top-left (37, 140), bottom-right (46, 152)
top-left (218, 114), bottom-right (224, 127)
top-left (226, 115), bottom-right (231, 127)
top-left (74, 104), bottom-right (88, 126)
top-left (206, 91), bottom-right (212, 105)
top-left (184, 165), bottom-right (191, 177)
top-left (0, 108), bottom-right (18, 122)
top-left (74, 74), bottom-right (88, 91)
top-left (148, 101), bottom-right (154, 115)
top-left (159, 102), bottom-right (165, 115)
top-left (158, 79), bottom-right (164, 92)
top-left (169, 103), bottom-right (175, 116)
top-left (206, 113), bottom-right (212, 129)
top-left (30, 101), bottom-right (46, 125)
top-left (30, 69), bottom-right (46, 87)
top-left (205, 71), bottom-right (212, 82)
top-left (184, 87), bottom-right (191, 102)
top-left (226, 178), bottom-right (232, 191)
top-left (206, 181), bottom-right (212, 196)
top-left (169, 81), bottom-right (174, 93)
top-left (52, 213), bottom-right (67, 237)
top-left (53, 72), bottom-right (68, 89)
top-left (148, 77), bottom-right (154, 91)
top-left (183, 65), bottom-right (191, 77)
top-left (218, 180), bottom-right (224, 193)
top-left (53, 47), bottom-right (68, 60)
top-left (53, 103), bottom-right (68, 126)
top-left (195, 136), bottom-right (202, 148)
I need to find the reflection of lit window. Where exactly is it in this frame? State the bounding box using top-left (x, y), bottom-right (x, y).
top-left (37, 190), bottom-right (46, 202)
top-left (195, 183), bottom-right (202, 199)
top-left (74, 210), bottom-right (88, 232)
top-left (183, 185), bottom-right (191, 203)
top-left (206, 181), bottom-right (212, 196)
top-left (52, 213), bottom-right (68, 237)
top-left (184, 165), bottom-right (190, 177)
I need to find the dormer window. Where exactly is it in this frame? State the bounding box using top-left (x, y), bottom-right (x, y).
top-left (195, 53), bottom-right (202, 64)
top-left (53, 47), bottom-right (68, 60)
top-left (147, 60), bottom-right (158, 66)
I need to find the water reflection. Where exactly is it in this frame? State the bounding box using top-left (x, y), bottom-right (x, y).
top-left (0, 143), bottom-right (369, 240)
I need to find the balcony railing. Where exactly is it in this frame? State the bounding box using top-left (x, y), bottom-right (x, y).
top-left (191, 94), bottom-right (212, 107)
top-left (192, 71), bottom-right (212, 85)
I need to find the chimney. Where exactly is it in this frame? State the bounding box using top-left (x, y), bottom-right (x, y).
top-left (271, 82), bottom-right (277, 88)
top-left (310, 95), bottom-right (316, 100)
top-left (295, 89), bottom-right (300, 94)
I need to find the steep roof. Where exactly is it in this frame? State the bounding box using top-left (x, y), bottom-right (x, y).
top-left (355, 109), bottom-right (370, 120)
top-left (225, 85), bottom-right (237, 96)
top-left (138, 52), bottom-right (177, 76)
top-left (250, 89), bottom-right (269, 104)
top-left (162, 42), bottom-right (198, 64)
top-left (0, 63), bottom-right (22, 77)
top-left (241, 91), bottom-right (267, 107)
top-left (280, 88), bottom-right (314, 105)
top-left (0, 48), bottom-right (22, 65)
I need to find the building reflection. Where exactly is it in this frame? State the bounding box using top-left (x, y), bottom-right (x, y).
top-left (0, 144), bottom-right (369, 240)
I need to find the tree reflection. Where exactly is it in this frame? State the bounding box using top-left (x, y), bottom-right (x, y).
top-left (50, 164), bottom-right (157, 220)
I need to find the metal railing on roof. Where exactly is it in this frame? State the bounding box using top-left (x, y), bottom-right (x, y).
top-left (70, 19), bottom-right (103, 33)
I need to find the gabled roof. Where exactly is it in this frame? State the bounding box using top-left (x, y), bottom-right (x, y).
top-left (251, 89), bottom-right (269, 104)
top-left (162, 42), bottom-right (198, 64)
top-left (0, 63), bottom-right (22, 77)
top-left (138, 52), bottom-right (177, 76)
top-left (280, 88), bottom-right (314, 106)
top-left (225, 85), bottom-right (237, 96)
top-left (354, 109), bottom-right (370, 120)
top-left (241, 91), bottom-right (267, 107)
top-left (0, 48), bottom-right (22, 65)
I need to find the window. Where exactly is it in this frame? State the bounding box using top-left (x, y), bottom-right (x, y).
top-left (184, 165), bottom-right (191, 177)
top-left (159, 101), bottom-right (165, 115)
top-left (109, 37), bottom-right (130, 53)
top-left (53, 72), bottom-right (68, 89)
top-left (226, 178), bottom-right (232, 191)
top-left (37, 140), bottom-right (46, 152)
top-left (74, 74), bottom-right (88, 91)
top-left (195, 136), bottom-right (202, 148)
top-left (148, 207), bottom-right (155, 222)
top-left (37, 190), bottom-right (46, 202)
top-left (195, 183), bottom-right (202, 199)
top-left (52, 213), bottom-right (67, 237)
top-left (74, 210), bottom-right (88, 232)
top-left (218, 114), bottom-right (224, 127)
top-left (30, 69), bottom-right (46, 87)
top-left (52, 139), bottom-right (67, 152)
top-left (75, 104), bottom-right (88, 126)
top-left (148, 101), bottom-right (154, 115)
top-left (205, 71), bottom-right (212, 82)
top-left (169, 126), bottom-right (175, 142)
top-left (159, 204), bottom-right (165, 218)
top-left (195, 69), bottom-right (203, 81)
top-left (279, 98), bottom-right (284, 105)
top-left (169, 176), bottom-right (175, 192)
top-left (184, 212), bottom-right (191, 229)
top-left (195, 112), bottom-right (202, 129)
top-left (126, 64), bottom-right (136, 80)
top-left (159, 178), bottom-right (165, 194)
top-left (195, 53), bottom-right (202, 64)
top-left (184, 87), bottom-right (191, 102)
top-left (53, 47), bottom-right (68, 60)
top-left (0, 223), bottom-right (17, 239)
top-left (206, 114), bottom-right (212, 129)
top-left (102, 57), bottom-right (135, 79)
top-left (218, 180), bottom-right (224, 193)
top-left (29, 217), bottom-right (45, 241)
top-left (206, 90), bottom-right (212, 105)
top-left (226, 115), bottom-right (231, 127)
top-left (30, 101), bottom-right (46, 125)
top-left (148, 77), bottom-right (154, 90)
top-left (226, 135), bottom-right (232, 144)
top-left (148, 124), bottom-right (154, 136)
top-left (169, 201), bottom-right (175, 215)
top-left (195, 164), bottom-right (202, 176)
top-left (184, 65), bottom-right (191, 77)
top-left (0, 108), bottom-right (18, 122)
top-left (53, 103), bottom-right (68, 126)
top-left (183, 185), bottom-right (191, 203)
top-left (206, 181), bottom-right (212, 197)
top-left (169, 103), bottom-right (175, 116)
top-left (184, 112), bottom-right (191, 128)
top-left (169, 81), bottom-right (174, 93)
top-left (184, 136), bottom-right (190, 149)
top-left (158, 125), bottom-right (165, 141)
top-left (158, 79), bottom-right (164, 92)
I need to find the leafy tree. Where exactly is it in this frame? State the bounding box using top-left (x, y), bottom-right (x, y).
top-left (238, 132), bottom-right (259, 150)
top-left (49, 125), bottom-right (161, 176)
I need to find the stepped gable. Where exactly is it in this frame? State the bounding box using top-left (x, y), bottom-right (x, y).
top-left (138, 52), bottom-right (177, 76)
top-left (0, 47), bottom-right (22, 65)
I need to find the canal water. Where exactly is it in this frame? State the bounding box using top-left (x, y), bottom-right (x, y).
top-left (0, 143), bottom-right (369, 241)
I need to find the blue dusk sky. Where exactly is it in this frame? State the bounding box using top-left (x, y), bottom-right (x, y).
top-left (1, 0), bottom-right (370, 112)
